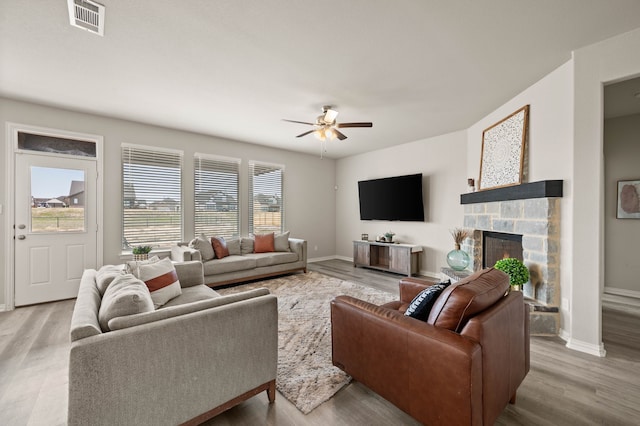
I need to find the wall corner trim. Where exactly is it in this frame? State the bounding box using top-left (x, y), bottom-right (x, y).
top-left (566, 338), bottom-right (607, 357)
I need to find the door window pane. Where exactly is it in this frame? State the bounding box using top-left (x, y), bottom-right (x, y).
top-left (18, 132), bottom-right (96, 157)
top-left (30, 166), bottom-right (85, 232)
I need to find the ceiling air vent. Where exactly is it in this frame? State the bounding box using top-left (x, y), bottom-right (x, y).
top-left (67, 0), bottom-right (105, 36)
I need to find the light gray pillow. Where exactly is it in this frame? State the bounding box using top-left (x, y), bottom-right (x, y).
top-left (241, 237), bottom-right (254, 255)
top-left (98, 274), bottom-right (154, 331)
top-left (189, 234), bottom-right (215, 261)
top-left (96, 264), bottom-right (126, 296)
top-left (126, 255), bottom-right (161, 278)
top-left (227, 237), bottom-right (241, 255)
top-left (274, 231), bottom-right (290, 252)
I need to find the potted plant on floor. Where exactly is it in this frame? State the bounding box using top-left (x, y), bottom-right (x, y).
top-left (494, 257), bottom-right (529, 291)
top-left (132, 245), bottom-right (153, 261)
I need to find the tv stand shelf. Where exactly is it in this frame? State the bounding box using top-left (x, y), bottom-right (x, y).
top-left (353, 240), bottom-right (422, 277)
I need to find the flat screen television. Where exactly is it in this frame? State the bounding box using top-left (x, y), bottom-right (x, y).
top-left (358, 173), bottom-right (425, 221)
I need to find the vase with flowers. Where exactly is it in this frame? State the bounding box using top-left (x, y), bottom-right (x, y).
top-left (384, 231), bottom-right (395, 243)
top-left (446, 228), bottom-right (470, 271)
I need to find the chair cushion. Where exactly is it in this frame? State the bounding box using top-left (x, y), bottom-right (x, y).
top-left (190, 233), bottom-right (215, 261)
top-left (161, 285), bottom-right (220, 307)
top-left (138, 257), bottom-right (183, 308)
top-left (203, 256), bottom-right (257, 275)
top-left (404, 280), bottom-right (450, 321)
top-left (427, 268), bottom-right (510, 332)
top-left (98, 274), bottom-right (154, 331)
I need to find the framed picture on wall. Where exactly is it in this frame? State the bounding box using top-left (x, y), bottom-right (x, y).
top-left (617, 179), bottom-right (640, 219)
top-left (478, 105), bottom-right (529, 191)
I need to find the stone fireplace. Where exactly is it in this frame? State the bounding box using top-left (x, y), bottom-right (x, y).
top-left (459, 180), bottom-right (563, 335)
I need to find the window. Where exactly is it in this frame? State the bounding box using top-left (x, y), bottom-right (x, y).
top-left (249, 161), bottom-right (284, 234)
top-left (194, 154), bottom-right (240, 238)
top-left (122, 145), bottom-right (183, 250)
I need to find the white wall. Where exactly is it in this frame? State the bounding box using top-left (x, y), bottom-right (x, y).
top-left (0, 97), bottom-right (336, 307)
top-left (335, 130), bottom-right (468, 277)
top-left (466, 60), bottom-right (575, 340)
top-left (569, 27), bottom-right (640, 356)
top-left (604, 114), bottom-right (640, 296)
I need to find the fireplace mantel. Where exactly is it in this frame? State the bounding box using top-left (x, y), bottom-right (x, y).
top-left (460, 180), bottom-right (563, 205)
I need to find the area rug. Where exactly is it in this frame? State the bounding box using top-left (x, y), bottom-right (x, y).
top-left (217, 271), bottom-right (396, 414)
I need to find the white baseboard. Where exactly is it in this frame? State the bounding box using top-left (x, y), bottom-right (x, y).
top-left (308, 255), bottom-right (343, 263)
top-left (334, 255), bottom-right (352, 262)
top-left (604, 286), bottom-right (640, 300)
top-left (558, 328), bottom-right (570, 342)
top-left (566, 338), bottom-right (607, 357)
top-left (0, 304), bottom-right (7, 312)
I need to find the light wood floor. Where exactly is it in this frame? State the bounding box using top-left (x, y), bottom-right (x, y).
top-left (1, 259), bottom-right (639, 425)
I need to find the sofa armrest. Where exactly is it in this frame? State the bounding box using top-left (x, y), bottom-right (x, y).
top-left (171, 244), bottom-right (202, 262)
top-left (288, 238), bottom-right (307, 264)
top-left (174, 260), bottom-right (204, 287)
top-left (331, 295), bottom-right (483, 425)
top-left (69, 292), bottom-right (277, 426)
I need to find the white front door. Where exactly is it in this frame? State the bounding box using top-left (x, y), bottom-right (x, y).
top-left (14, 153), bottom-right (97, 306)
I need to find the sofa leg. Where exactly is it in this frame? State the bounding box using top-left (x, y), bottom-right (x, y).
top-left (509, 392), bottom-right (517, 404)
top-left (267, 380), bottom-right (276, 403)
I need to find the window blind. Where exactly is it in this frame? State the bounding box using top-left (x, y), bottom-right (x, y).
top-left (249, 161), bottom-right (284, 235)
top-left (122, 145), bottom-right (183, 250)
top-left (194, 154), bottom-right (240, 238)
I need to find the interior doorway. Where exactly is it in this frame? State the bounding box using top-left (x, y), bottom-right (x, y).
top-left (5, 123), bottom-right (103, 309)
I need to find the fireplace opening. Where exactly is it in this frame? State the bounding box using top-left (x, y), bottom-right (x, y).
top-left (483, 231), bottom-right (523, 268)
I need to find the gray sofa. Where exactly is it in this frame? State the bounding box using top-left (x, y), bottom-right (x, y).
top-left (171, 237), bottom-right (307, 288)
top-left (68, 261), bottom-right (277, 426)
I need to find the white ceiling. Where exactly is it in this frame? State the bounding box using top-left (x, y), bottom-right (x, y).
top-left (2, 1), bottom-right (640, 159)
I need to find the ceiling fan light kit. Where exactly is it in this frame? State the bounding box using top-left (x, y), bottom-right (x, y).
top-left (283, 106), bottom-right (373, 156)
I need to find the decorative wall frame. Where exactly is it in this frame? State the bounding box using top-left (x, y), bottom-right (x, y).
top-left (617, 179), bottom-right (640, 219)
top-left (478, 105), bottom-right (529, 191)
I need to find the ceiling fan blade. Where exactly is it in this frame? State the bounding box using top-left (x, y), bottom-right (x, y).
top-left (336, 122), bottom-right (373, 128)
top-left (296, 130), bottom-right (316, 138)
top-left (333, 129), bottom-right (348, 140)
top-left (283, 119), bottom-right (315, 126)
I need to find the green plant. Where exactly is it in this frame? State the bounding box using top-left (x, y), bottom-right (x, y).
top-left (494, 258), bottom-right (529, 287)
top-left (132, 245), bottom-right (153, 255)
top-left (384, 231), bottom-right (395, 239)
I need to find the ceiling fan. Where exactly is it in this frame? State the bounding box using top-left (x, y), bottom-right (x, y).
top-left (283, 105), bottom-right (373, 141)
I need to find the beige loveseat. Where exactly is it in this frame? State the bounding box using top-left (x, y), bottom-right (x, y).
top-left (68, 261), bottom-right (277, 426)
top-left (171, 236), bottom-right (307, 288)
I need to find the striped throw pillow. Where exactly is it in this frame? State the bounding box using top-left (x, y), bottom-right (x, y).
top-left (137, 257), bottom-right (182, 308)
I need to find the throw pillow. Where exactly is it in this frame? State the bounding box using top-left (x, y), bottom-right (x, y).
top-left (226, 237), bottom-right (241, 256)
top-left (98, 273), bottom-right (154, 331)
top-left (96, 264), bottom-right (126, 296)
top-left (274, 231), bottom-right (290, 252)
top-left (127, 255), bottom-right (160, 278)
top-left (211, 236), bottom-right (230, 259)
top-left (240, 237), bottom-right (254, 255)
top-left (254, 232), bottom-right (275, 253)
top-left (189, 233), bottom-right (215, 261)
top-left (137, 257), bottom-right (183, 308)
top-left (404, 280), bottom-right (451, 321)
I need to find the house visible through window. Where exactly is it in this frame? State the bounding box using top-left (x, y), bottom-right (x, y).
top-left (122, 144), bottom-right (183, 250)
top-left (194, 154), bottom-right (240, 239)
top-left (249, 161), bottom-right (284, 235)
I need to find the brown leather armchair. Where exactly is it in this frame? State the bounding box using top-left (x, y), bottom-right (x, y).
top-left (331, 268), bottom-right (529, 425)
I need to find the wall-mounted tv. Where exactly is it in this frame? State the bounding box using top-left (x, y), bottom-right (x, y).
top-left (358, 173), bottom-right (425, 221)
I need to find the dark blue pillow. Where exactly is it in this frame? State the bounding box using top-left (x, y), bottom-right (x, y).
top-left (404, 280), bottom-right (451, 321)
